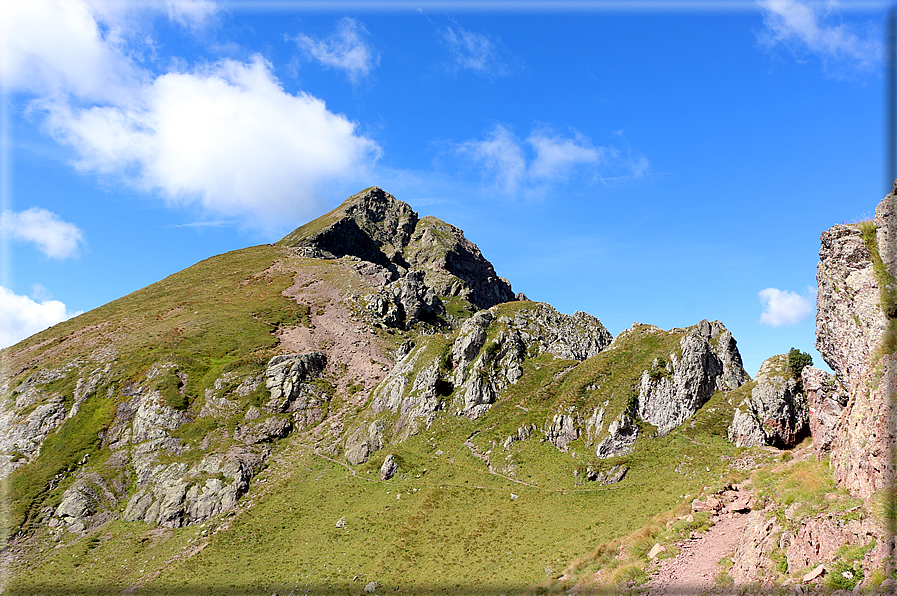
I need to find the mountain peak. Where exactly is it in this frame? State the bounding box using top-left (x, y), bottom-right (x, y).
top-left (277, 188), bottom-right (515, 310)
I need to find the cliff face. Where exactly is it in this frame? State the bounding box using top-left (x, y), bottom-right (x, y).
top-left (814, 188), bottom-right (897, 499)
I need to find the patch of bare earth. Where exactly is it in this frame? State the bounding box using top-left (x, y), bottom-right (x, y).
top-left (645, 484), bottom-right (753, 595)
top-left (277, 257), bottom-right (399, 448)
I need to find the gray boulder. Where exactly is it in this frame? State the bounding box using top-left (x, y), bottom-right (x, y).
top-left (380, 454), bottom-right (398, 480)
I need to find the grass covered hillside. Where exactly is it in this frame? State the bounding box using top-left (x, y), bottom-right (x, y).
top-left (2, 188), bottom-right (823, 595)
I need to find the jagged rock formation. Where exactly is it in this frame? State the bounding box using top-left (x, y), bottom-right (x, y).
top-left (405, 216), bottom-right (516, 311)
top-left (727, 354), bottom-right (808, 449)
top-left (278, 187), bottom-right (516, 318)
top-left (380, 454), bottom-right (398, 480)
top-left (264, 352), bottom-right (330, 429)
top-left (814, 188), bottom-right (897, 499)
top-left (367, 301), bottom-right (612, 438)
top-left (365, 269), bottom-right (446, 329)
top-left (594, 414), bottom-right (639, 458)
top-left (636, 320), bottom-right (747, 435)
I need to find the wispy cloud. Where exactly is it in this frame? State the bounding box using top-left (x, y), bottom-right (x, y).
top-left (0, 286), bottom-right (82, 349)
top-left (758, 286), bottom-right (815, 327)
top-left (294, 18), bottom-right (379, 83)
top-left (757, 0), bottom-right (881, 76)
top-left (457, 124), bottom-right (648, 195)
top-left (440, 25), bottom-right (518, 77)
top-left (1, 208), bottom-right (85, 259)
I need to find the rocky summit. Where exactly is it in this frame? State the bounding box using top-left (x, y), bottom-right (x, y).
top-left (0, 187), bottom-right (893, 594)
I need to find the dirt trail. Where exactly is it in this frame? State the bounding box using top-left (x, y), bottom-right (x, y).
top-left (644, 484), bottom-right (752, 595)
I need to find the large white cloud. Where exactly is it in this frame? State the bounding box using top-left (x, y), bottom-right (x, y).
top-left (44, 56), bottom-right (380, 227)
top-left (4, 0), bottom-right (380, 229)
top-left (0, 0), bottom-right (140, 102)
top-left (758, 0), bottom-right (880, 75)
top-left (0, 208), bottom-right (85, 259)
top-left (458, 125), bottom-right (648, 195)
top-left (0, 287), bottom-right (82, 349)
top-left (758, 287), bottom-right (815, 327)
top-left (294, 18), bottom-right (379, 83)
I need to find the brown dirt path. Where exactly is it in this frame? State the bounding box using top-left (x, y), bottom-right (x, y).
top-left (644, 484), bottom-right (752, 595)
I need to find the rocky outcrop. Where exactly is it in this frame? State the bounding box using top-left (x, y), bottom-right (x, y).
top-left (0, 393), bottom-right (66, 480)
top-left (233, 416), bottom-right (292, 445)
top-left (366, 269), bottom-right (446, 329)
top-left (405, 216), bottom-right (515, 310)
top-left (344, 420), bottom-right (386, 465)
top-left (279, 187), bottom-right (418, 272)
top-left (500, 304), bottom-right (612, 361)
top-left (370, 302), bottom-right (612, 431)
top-left (369, 336), bottom-right (447, 443)
top-left (449, 304), bottom-right (612, 419)
top-left (594, 414), bottom-right (639, 459)
top-left (279, 187), bottom-right (516, 312)
top-left (264, 352), bottom-right (330, 430)
top-left (544, 412), bottom-right (578, 451)
top-left (380, 454), bottom-right (398, 480)
top-left (731, 504), bottom-right (885, 587)
top-left (637, 320), bottom-right (747, 435)
top-left (814, 188), bottom-right (897, 499)
top-left (451, 311), bottom-right (526, 418)
top-left (586, 464), bottom-right (628, 485)
top-left (122, 448), bottom-right (262, 528)
top-left (801, 366), bottom-right (848, 458)
top-left (727, 355), bottom-right (809, 449)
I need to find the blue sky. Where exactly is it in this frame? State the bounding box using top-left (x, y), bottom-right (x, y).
top-left (0, 0), bottom-right (889, 376)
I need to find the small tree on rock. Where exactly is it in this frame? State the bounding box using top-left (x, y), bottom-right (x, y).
top-left (787, 347), bottom-right (813, 392)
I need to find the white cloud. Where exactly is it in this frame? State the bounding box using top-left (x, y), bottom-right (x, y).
top-left (0, 0), bottom-right (142, 102)
top-left (1, 208), bottom-right (85, 259)
top-left (294, 18), bottom-right (379, 83)
top-left (43, 56), bottom-right (381, 228)
top-left (458, 124), bottom-right (648, 195)
top-left (758, 287), bottom-right (815, 327)
top-left (5, 1), bottom-right (378, 230)
top-left (0, 287), bottom-right (82, 349)
top-left (458, 125), bottom-right (526, 193)
top-left (440, 25), bottom-right (515, 76)
top-left (528, 129), bottom-right (603, 181)
top-left (164, 0), bottom-right (218, 29)
top-left (758, 0), bottom-right (880, 74)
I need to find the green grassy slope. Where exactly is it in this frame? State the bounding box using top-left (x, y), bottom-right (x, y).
top-left (4, 300), bottom-right (758, 594)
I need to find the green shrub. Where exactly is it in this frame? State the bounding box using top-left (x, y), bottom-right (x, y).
top-left (787, 348), bottom-right (812, 385)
